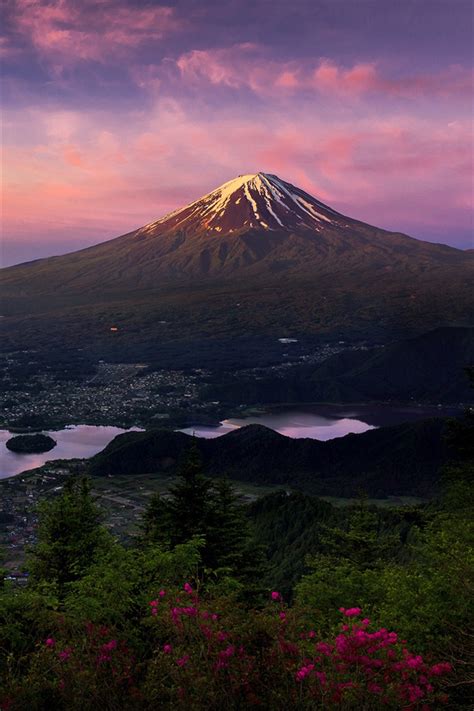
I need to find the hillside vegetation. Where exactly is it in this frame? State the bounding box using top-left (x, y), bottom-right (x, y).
top-left (1, 408), bottom-right (473, 709)
top-left (88, 418), bottom-right (449, 497)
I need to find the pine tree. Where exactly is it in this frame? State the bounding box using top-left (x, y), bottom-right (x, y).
top-left (28, 477), bottom-right (110, 592)
top-left (319, 497), bottom-right (398, 569)
top-left (142, 445), bottom-right (266, 584)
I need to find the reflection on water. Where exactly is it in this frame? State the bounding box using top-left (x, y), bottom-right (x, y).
top-left (0, 425), bottom-right (140, 480)
top-left (1, 405), bottom-right (454, 480)
top-left (179, 411), bottom-right (375, 440)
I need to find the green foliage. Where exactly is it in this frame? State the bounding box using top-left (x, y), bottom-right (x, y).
top-left (1, 407), bottom-right (473, 707)
top-left (64, 538), bottom-right (203, 631)
top-left (27, 477), bottom-right (112, 593)
top-left (142, 446), bottom-right (266, 589)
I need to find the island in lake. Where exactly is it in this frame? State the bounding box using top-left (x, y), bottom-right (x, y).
top-left (6, 434), bottom-right (57, 454)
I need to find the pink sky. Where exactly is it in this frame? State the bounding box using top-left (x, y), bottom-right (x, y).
top-left (2, 0), bottom-right (473, 265)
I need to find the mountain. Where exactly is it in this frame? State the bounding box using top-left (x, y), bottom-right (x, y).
top-left (88, 418), bottom-right (450, 497)
top-left (204, 326), bottom-right (474, 405)
top-left (1, 173), bottom-right (473, 357)
top-left (2, 173), bottom-right (472, 291)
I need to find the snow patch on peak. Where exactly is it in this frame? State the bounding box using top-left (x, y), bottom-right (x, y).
top-left (138, 171), bottom-right (343, 237)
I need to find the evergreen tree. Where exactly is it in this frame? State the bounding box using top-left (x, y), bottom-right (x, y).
top-left (319, 497), bottom-right (398, 569)
top-left (28, 477), bottom-right (111, 592)
top-left (142, 445), bottom-right (267, 585)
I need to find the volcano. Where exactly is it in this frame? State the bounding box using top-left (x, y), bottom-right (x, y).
top-left (1, 172), bottom-right (473, 354)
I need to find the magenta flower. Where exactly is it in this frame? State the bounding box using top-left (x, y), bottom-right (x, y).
top-left (45, 637), bottom-right (55, 648)
top-left (183, 582), bottom-right (193, 594)
top-left (271, 591), bottom-right (282, 601)
top-left (58, 648), bottom-right (72, 662)
top-left (176, 655), bottom-right (189, 667)
top-left (163, 644), bottom-right (172, 654)
top-left (342, 607), bottom-right (362, 617)
top-left (159, 589), bottom-right (166, 597)
top-left (429, 662), bottom-right (452, 676)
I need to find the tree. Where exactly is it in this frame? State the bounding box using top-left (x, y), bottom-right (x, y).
top-left (142, 446), bottom-right (266, 585)
top-left (28, 477), bottom-right (111, 592)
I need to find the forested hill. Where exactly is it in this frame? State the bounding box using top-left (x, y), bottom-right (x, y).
top-left (89, 418), bottom-right (450, 497)
top-left (203, 326), bottom-right (474, 406)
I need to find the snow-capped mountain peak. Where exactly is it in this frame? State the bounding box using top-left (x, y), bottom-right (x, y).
top-left (138, 172), bottom-right (344, 238)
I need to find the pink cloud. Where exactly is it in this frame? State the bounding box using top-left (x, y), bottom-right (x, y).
top-left (6, 0), bottom-right (181, 71)
top-left (2, 100), bottom-right (472, 262)
top-left (174, 44), bottom-right (472, 100)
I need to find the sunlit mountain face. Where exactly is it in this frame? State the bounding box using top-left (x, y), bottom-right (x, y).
top-left (138, 173), bottom-right (345, 235)
top-left (1, 172), bottom-right (472, 292)
top-left (0, 172), bottom-right (472, 359)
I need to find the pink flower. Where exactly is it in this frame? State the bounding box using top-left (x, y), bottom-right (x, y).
top-left (176, 655), bottom-right (189, 667)
top-left (159, 589), bottom-right (166, 597)
top-left (343, 607), bottom-right (362, 617)
top-left (102, 640), bottom-right (117, 652)
top-left (316, 642), bottom-right (332, 656)
top-left (368, 682), bottom-right (382, 694)
top-left (271, 591), bottom-right (282, 601)
top-left (45, 638), bottom-right (55, 648)
top-left (295, 664), bottom-right (314, 682)
top-left (183, 583), bottom-right (193, 594)
top-left (429, 662), bottom-right (452, 676)
top-left (406, 655), bottom-right (424, 669)
top-left (58, 648), bottom-right (72, 662)
top-left (163, 644), bottom-right (172, 654)
top-left (279, 611), bottom-right (287, 622)
top-left (407, 684), bottom-right (424, 703)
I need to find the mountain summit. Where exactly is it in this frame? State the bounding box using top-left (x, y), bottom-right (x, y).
top-left (1, 172), bottom-right (472, 355)
top-left (3, 171), bottom-right (470, 293)
top-left (138, 172), bottom-right (343, 237)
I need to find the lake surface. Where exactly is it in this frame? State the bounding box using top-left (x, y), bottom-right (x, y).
top-left (0, 425), bottom-right (140, 480)
top-left (180, 403), bottom-right (453, 439)
top-left (0, 405), bottom-right (454, 479)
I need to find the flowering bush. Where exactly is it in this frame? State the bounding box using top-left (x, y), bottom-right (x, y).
top-left (141, 586), bottom-right (452, 709)
top-left (1, 585), bottom-right (452, 710)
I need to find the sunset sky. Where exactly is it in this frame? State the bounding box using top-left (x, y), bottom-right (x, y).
top-left (2, 0), bottom-right (473, 266)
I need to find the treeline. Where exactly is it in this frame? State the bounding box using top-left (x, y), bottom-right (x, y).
top-left (0, 415), bottom-right (473, 709)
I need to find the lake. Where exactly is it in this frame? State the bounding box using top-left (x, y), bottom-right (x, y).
top-left (179, 403), bottom-right (452, 439)
top-left (0, 425), bottom-right (141, 480)
top-left (0, 405), bottom-right (453, 479)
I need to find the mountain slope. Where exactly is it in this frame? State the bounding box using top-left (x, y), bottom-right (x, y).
top-left (1, 173), bottom-right (472, 354)
top-left (88, 419), bottom-right (450, 497)
top-left (204, 327), bottom-right (474, 405)
top-left (1, 172), bottom-right (471, 293)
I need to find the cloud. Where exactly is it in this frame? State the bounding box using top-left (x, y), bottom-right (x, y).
top-left (3, 0), bottom-right (181, 72)
top-left (174, 44), bottom-right (473, 100)
top-left (3, 97), bottom-right (472, 264)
